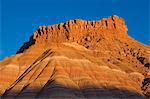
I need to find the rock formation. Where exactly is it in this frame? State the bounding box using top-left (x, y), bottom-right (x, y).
top-left (0, 15), bottom-right (150, 99)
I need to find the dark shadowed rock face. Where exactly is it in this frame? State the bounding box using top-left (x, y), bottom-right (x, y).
top-left (0, 15), bottom-right (150, 99)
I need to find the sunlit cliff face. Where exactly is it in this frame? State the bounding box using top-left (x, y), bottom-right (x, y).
top-left (0, 15), bottom-right (150, 99)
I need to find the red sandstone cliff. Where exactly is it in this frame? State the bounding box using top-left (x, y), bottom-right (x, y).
top-left (0, 15), bottom-right (150, 99)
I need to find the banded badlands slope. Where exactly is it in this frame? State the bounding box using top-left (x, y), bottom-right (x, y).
top-left (0, 15), bottom-right (150, 99)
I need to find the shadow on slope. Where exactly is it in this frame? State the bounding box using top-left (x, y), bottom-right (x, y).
top-left (1, 80), bottom-right (146, 99)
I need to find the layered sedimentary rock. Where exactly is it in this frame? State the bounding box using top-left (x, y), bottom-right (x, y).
top-left (0, 15), bottom-right (150, 99)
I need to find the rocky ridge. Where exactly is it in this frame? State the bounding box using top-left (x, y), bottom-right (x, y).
top-left (0, 15), bottom-right (150, 99)
top-left (17, 15), bottom-right (128, 53)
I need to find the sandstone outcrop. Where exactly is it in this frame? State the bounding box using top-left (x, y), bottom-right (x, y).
top-left (0, 15), bottom-right (150, 99)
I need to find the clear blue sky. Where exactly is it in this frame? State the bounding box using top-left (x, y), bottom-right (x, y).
top-left (0, 0), bottom-right (149, 60)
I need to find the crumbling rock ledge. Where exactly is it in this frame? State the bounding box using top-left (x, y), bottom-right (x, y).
top-left (17, 15), bottom-right (128, 53)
